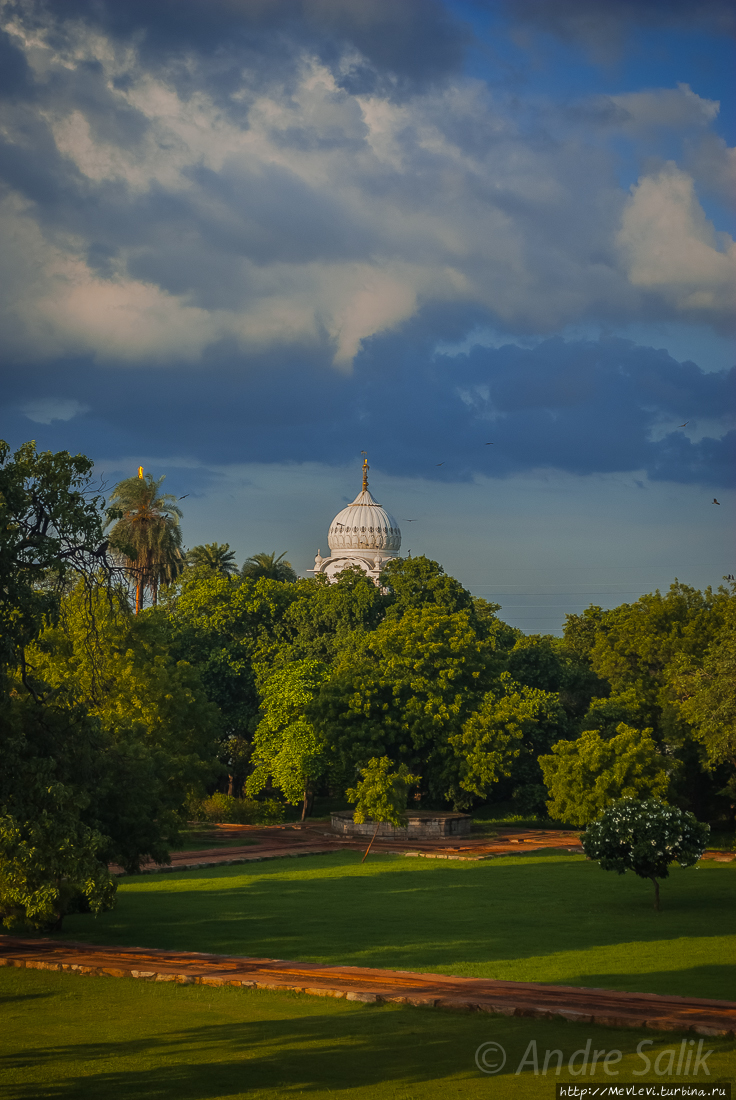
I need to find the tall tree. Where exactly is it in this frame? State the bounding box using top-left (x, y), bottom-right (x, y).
top-left (106, 471), bottom-right (184, 612)
top-left (0, 440), bottom-right (115, 929)
top-left (247, 659), bottom-right (330, 820)
top-left (186, 542), bottom-right (238, 576)
top-left (242, 551), bottom-right (297, 583)
top-left (0, 440), bottom-right (111, 675)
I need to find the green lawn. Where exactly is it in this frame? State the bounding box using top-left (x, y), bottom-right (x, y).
top-left (2, 967), bottom-right (733, 1100)
top-left (58, 851), bottom-right (736, 1001)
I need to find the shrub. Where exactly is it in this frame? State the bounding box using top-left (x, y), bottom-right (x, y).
top-left (187, 792), bottom-right (285, 826)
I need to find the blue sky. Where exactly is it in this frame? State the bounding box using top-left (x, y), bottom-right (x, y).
top-left (0, 0), bottom-right (734, 632)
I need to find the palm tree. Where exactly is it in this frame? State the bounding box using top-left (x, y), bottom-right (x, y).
top-left (241, 551), bottom-right (297, 583)
top-left (106, 471), bottom-right (184, 612)
top-left (186, 542), bottom-right (238, 576)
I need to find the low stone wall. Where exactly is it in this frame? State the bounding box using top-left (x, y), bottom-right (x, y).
top-left (331, 810), bottom-right (471, 839)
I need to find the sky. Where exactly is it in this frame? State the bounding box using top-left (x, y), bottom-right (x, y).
top-left (0, 0), bottom-right (734, 633)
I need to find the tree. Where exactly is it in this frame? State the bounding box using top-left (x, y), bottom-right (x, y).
top-left (29, 581), bottom-right (221, 873)
top-left (673, 590), bottom-right (736, 774)
top-left (449, 674), bottom-right (559, 804)
top-left (0, 440), bottom-right (117, 929)
top-left (312, 607), bottom-right (492, 807)
top-left (186, 542), bottom-right (238, 576)
top-left (346, 756), bottom-right (420, 860)
top-left (539, 724), bottom-right (670, 827)
top-left (106, 471), bottom-right (184, 612)
top-left (564, 583), bottom-right (731, 820)
top-left (242, 551), bottom-right (297, 583)
top-left (380, 555), bottom-right (474, 618)
top-left (164, 570), bottom-right (300, 794)
top-left (0, 440), bottom-right (110, 675)
top-left (0, 694), bottom-right (117, 930)
top-left (581, 798), bottom-right (709, 910)
top-left (246, 660), bottom-right (330, 819)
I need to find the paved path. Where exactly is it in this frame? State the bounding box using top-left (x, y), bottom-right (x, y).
top-left (2, 937), bottom-right (733, 1038)
top-left (114, 823), bottom-right (734, 875)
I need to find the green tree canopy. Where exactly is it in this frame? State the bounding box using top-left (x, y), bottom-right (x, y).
top-left (0, 440), bottom-right (109, 673)
top-left (242, 551), bottom-right (297, 583)
top-left (312, 606), bottom-right (503, 807)
top-left (380, 555), bottom-right (474, 618)
top-left (581, 798), bottom-right (709, 910)
top-left (164, 570), bottom-right (300, 792)
top-left (106, 472), bottom-right (183, 612)
top-left (30, 582), bottom-right (220, 872)
top-left (673, 589), bottom-right (736, 771)
top-left (186, 542), bottom-right (238, 576)
top-left (246, 659), bottom-right (330, 819)
top-left (450, 674), bottom-right (561, 803)
top-left (346, 756), bottom-right (420, 828)
top-left (539, 723), bottom-right (670, 827)
top-left (0, 694), bottom-right (117, 930)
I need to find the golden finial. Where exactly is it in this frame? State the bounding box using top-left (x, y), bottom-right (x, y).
top-left (138, 465), bottom-right (144, 479)
top-left (361, 451), bottom-right (369, 492)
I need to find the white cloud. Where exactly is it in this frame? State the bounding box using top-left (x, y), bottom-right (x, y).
top-left (617, 164), bottom-right (736, 316)
top-left (0, 14), bottom-right (733, 367)
top-left (22, 397), bottom-right (89, 424)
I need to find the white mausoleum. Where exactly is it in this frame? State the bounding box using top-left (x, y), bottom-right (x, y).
top-left (311, 457), bottom-right (401, 584)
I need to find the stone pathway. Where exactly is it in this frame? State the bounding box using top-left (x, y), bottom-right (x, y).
top-left (2, 937), bottom-right (734, 1038)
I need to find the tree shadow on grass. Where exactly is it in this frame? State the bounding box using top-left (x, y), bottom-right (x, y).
top-left (59, 854), bottom-right (734, 977)
top-left (1, 1006), bottom-right (486, 1099)
top-left (573, 964), bottom-right (736, 1002)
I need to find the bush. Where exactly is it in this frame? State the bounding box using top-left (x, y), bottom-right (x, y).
top-left (187, 792), bottom-right (285, 825)
top-left (582, 798), bottom-right (709, 910)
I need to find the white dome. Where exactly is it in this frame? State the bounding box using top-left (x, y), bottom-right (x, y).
top-left (328, 488), bottom-right (401, 557)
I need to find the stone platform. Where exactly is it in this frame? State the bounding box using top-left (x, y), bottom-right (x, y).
top-left (331, 810), bottom-right (471, 839)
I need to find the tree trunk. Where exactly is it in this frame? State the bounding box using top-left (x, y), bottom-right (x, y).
top-left (227, 774), bottom-right (235, 797)
top-left (649, 876), bottom-right (660, 911)
top-left (135, 576), bottom-right (143, 615)
top-left (361, 821), bottom-right (380, 863)
top-left (301, 785), bottom-right (314, 822)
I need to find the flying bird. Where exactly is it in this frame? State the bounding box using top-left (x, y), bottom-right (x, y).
top-left (401, 518), bottom-right (419, 522)
top-left (485, 442), bottom-right (495, 445)
top-left (436, 462), bottom-right (445, 466)
top-left (678, 422), bottom-right (688, 428)
top-left (713, 498), bottom-right (721, 505)
top-left (178, 494), bottom-right (189, 499)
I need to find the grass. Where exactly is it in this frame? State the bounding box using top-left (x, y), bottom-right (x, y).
top-left (2, 967), bottom-right (734, 1100)
top-left (57, 851), bottom-right (736, 1001)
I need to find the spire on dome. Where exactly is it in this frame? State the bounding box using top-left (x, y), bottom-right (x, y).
top-left (361, 451), bottom-right (369, 493)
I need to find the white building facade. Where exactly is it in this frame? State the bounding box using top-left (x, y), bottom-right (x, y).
top-left (311, 458), bottom-right (401, 584)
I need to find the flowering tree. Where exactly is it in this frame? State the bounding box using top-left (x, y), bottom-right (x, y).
top-left (582, 798), bottom-right (709, 910)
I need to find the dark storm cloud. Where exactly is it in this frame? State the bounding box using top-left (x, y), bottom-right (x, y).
top-left (8, 0), bottom-right (468, 100)
top-left (498, 0), bottom-right (736, 63)
top-left (3, 333), bottom-right (733, 489)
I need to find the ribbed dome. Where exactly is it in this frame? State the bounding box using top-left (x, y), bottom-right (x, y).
top-left (328, 488), bottom-right (401, 556)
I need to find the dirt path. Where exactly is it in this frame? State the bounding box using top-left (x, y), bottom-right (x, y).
top-left (2, 936), bottom-right (733, 1037)
top-left (114, 823), bottom-right (733, 875)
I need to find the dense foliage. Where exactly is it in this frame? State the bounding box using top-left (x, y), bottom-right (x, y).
top-left (2, 438), bottom-right (729, 926)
